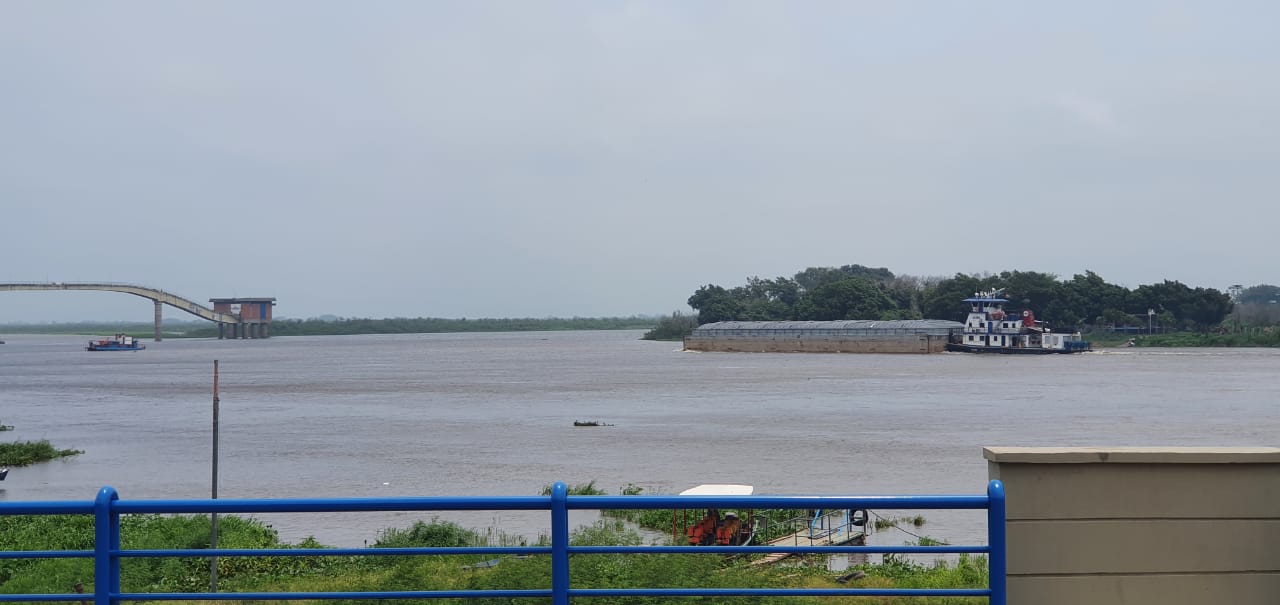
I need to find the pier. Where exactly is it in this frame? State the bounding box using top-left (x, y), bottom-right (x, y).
top-left (0, 282), bottom-right (275, 340)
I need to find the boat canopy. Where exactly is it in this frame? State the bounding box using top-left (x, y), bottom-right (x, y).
top-left (679, 484), bottom-right (754, 496)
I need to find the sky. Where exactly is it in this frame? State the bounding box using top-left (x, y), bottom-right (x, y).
top-left (2, 2), bottom-right (1277, 322)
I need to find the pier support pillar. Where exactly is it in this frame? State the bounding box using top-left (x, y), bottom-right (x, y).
top-left (154, 301), bottom-right (163, 342)
top-left (217, 323), bottom-right (224, 339)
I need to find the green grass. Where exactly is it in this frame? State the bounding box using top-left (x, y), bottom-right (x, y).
top-left (0, 481), bottom-right (986, 604)
top-left (0, 440), bottom-right (83, 467)
top-left (0, 512), bottom-right (987, 605)
top-left (1133, 330), bottom-right (1280, 347)
top-left (540, 480), bottom-right (608, 496)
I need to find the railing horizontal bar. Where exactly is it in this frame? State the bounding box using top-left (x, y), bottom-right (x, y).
top-left (570, 545), bottom-right (991, 554)
top-left (114, 495), bottom-right (552, 514)
top-left (0, 502), bottom-right (93, 515)
top-left (109, 544), bottom-right (989, 558)
top-left (119, 589), bottom-right (552, 600)
top-left (72, 588), bottom-right (993, 601)
top-left (0, 596), bottom-right (91, 603)
top-left (0, 550), bottom-right (92, 560)
top-left (571, 588), bottom-right (993, 597)
top-left (6, 494), bottom-right (991, 515)
top-left (121, 546), bottom-right (548, 557)
top-left (572, 494), bottom-right (991, 510)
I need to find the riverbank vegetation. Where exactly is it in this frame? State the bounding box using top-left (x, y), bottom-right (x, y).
top-left (1130, 328), bottom-right (1280, 347)
top-left (682, 265), bottom-right (1278, 345)
top-left (0, 436), bottom-right (82, 467)
top-left (640, 311), bottom-right (700, 341)
top-left (0, 513), bottom-right (985, 604)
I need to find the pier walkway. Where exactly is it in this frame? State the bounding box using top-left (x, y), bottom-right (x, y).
top-left (0, 282), bottom-right (273, 340)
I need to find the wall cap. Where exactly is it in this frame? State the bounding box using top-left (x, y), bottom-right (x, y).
top-left (983, 446), bottom-right (1280, 464)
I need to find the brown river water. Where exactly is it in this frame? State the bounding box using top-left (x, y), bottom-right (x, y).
top-left (1, 331), bottom-right (1276, 550)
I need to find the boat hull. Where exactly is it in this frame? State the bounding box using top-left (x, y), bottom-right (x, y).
top-left (87, 334), bottom-right (145, 351)
top-left (87, 344), bottom-right (145, 351)
top-left (945, 343), bottom-right (1087, 354)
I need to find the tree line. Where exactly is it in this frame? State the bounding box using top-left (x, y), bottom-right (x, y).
top-left (686, 265), bottom-right (1259, 332)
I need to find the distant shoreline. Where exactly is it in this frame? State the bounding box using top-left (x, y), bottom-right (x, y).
top-left (4, 319), bottom-right (1274, 347)
top-left (0, 316), bottom-right (660, 338)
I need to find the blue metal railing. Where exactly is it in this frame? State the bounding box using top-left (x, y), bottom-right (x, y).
top-left (0, 480), bottom-right (1006, 604)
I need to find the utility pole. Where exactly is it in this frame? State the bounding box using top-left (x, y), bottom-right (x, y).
top-left (1148, 309), bottom-right (1155, 335)
top-left (210, 360), bottom-right (220, 593)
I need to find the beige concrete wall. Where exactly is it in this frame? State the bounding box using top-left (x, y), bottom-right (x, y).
top-left (985, 447), bottom-right (1280, 605)
top-left (682, 334), bottom-right (949, 353)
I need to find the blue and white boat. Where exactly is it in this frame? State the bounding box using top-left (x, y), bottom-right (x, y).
top-left (86, 334), bottom-right (145, 351)
top-left (945, 291), bottom-right (1090, 354)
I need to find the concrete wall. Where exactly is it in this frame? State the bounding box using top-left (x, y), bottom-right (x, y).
top-left (985, 447), bottom-right (1280, 605)
top-left (682, 334), bottom-right (949, 353)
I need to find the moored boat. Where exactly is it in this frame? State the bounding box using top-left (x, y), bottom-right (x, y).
top-left (87, 334), bottom-right (145, 351)
top-left (945, 291), bottom-right (1090, 354)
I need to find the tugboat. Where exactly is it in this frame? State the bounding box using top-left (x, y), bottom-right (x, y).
top-left (945, 290), bottom-right (1090, 354)
top-left (86, 334), bottom-right (146, 351)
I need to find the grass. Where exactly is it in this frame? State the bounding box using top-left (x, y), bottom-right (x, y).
top-left (873, 514), bottom-right (926, 531)
top-left (0, 440), bottom-right (83, 467)
top-left (540, 480), bottom-right (608, 496)
top-left (0, 480), bottom-right (987, 604)
top-left (0, 513), bottom-right (988, 604)
top-left (1133, 330), bottom-right (1280, 347)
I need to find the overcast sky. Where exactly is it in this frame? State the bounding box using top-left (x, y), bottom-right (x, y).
top-left (2, 2), bottom-right (1276, 322)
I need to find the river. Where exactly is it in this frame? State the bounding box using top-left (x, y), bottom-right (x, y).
top-left (1, 331), bottom-right (1275, 550)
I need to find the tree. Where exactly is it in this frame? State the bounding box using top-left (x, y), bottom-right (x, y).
top-left (1063, 271), bottom-right (1130, 328)
top-left (1102, 308), bottom-right (1134, 329)
top-left (920, 274), bottom-right (991, 322)
top-left (1130, 281), bottom-right (1232, 331)
top-left (686, 285), bottom-right (743, 324)
top-left (990, 271), bottom-right (1063, 321)
top-left (735, 277), bottom-right (800, 320)
top-left (1237, 284), bottom-right (1280, 305)
top-left (798, 278), bottom-right (897, 320)
top-left (793, 265), bottom-right (895, 292)
top-left (882, 275), bottom-right (929, 316)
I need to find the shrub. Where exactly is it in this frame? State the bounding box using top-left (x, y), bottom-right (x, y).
top-left (641, 312), bottom-right (699, 341)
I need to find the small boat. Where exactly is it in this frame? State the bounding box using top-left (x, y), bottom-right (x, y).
top-left (677, 484), bottom-right (757, 547)
top-left (87, 334), bottom-right (145, 351)
top-left (0, 468), bottom-right (8, 481)
top-left (946, 290), bottom-right (1090, 354)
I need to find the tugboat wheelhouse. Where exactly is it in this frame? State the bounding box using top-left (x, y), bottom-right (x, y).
top-left (945, 291), bottom-right (1090, 354)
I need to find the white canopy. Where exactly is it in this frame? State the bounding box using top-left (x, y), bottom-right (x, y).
top-left (679, 484), bottom-right (754, 496)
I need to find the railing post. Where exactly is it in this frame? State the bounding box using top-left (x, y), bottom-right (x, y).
top-left (987, 480), bottom-right (1006, 605)
top-left (550, 481), bottom-right (569, 605)
top-left (94, 486), bottom-right (120, 605)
